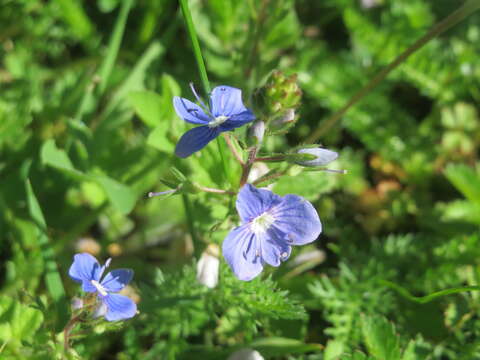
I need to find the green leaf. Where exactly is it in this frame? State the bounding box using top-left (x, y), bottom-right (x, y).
top-left (53, 0), bottom-right (94, 39)
top-left (273, 167), bottom-right (337, 201)
top-left (147, 122), bottom-right (175, 152)
top-left (40, 140), bottom-right (86, 181)
top-left (25, 179), bottom-right (68, 331)
top-left (324, 339), bottom-right (345, 360)
top-left (441, 199), bottom-right (480, 224)
top-left (97, 0), bottom-right (134, 95)
top-left (129, 91), bottom-right (165, 127)
top-left (93, 175), bottom-right (137, 215)
top-left (444, 164), bottom-right (480, 205)
top-left (0, 296), bottom-right (44, 343)
top-left (249, 337), bottom-right (322, 357)
top-left (361, 315), bottom-right (401, 360)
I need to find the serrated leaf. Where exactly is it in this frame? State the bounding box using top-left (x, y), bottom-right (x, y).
top-left (0, 296), bottom-right (44, 343)
top-left (361, 315), bottom-right (401, 360)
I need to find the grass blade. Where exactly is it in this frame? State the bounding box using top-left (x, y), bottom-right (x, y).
top-left (25, 179), bottom-right (69, 331)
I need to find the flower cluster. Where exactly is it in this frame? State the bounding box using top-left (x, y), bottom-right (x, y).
top-left (170, 79), bottom-right (339, 281)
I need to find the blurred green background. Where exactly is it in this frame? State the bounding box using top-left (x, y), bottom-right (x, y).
top-left (1, 0), bottom-right (480, 358)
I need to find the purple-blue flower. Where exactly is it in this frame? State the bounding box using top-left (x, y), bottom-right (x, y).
top-left (69, 253), bottom-right (137, 321)
top-left (174, 84), bottom-right (255, 158)
top-left (222, 184), bottom-right (322, 281)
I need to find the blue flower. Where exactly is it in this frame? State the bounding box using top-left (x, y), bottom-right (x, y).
top-left (69, 253), bottom-right (137, 321)
top-left (222, 184), bottom-right (322, 281)
top-left (174, 84), bottom-right (255, 158)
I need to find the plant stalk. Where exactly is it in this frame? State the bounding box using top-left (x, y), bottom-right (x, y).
top-left (306, 0), bottom-right (480, 143)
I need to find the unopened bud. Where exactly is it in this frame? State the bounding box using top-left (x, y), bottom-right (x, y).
top-left (247, 121), bottom-right (265, 147)
top-left (295, 147), bottom-right (338, 167)
top-left (196, 244), bottom-right (220, 289)
top-left (71, 297), bottom-right (83, 311)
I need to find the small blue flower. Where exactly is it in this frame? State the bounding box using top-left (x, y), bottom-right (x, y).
top-left (69, 253), bottom-right (137, 321)
top-left (174, 84), bottom-right (256, 158)
top-left (222, 184), bottom-right (322, 281)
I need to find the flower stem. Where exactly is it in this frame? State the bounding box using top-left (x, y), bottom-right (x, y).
top-left (182, 194), bottom-right (200, 255)
top-left (178, 0), bottom-right (210, 94)
top-left (222, 133), bottom-right (245, 165)
top-left (306, 0), bottom-right (480, 143)
top-left (63, 313), bottom-right (83, 353)
top-left (179, 0), bottom-right (230, 184)
top-left (255, 155), bottom-right (286, 162)
top-left (195, 185), bottom-right (236, 195)
top-left (239, 146), bottom-right (259, 187)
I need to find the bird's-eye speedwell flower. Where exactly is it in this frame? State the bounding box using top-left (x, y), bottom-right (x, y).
top-left (174, 84), bottom-right (255, 158)
top-left (222, 184), bottom-right (322, 281)
top-left (69, 253), bottom-right (137, 321)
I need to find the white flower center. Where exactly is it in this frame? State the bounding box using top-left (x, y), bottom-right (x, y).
top-left (91, 279), bottom-right (108, 296)
top-left (208, 115), bottom-right (229, 128)
top-left (251, 212), bottom-right (275, 234)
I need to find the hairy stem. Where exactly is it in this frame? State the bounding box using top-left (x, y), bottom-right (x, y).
top-left (255, 155), bottom-right (286, 162)
top-left (306, 0), bottom-right (480, 143)
top-left (239, 146), bottom-right (259, 187)
top-left (222, 133), bottom-right (245, 165)
top-left (195, 185), bottom-right (236, 195)
top-left (63, 313), bottom-right (83, 353)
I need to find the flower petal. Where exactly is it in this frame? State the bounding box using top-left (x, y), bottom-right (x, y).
top-left (222, 224), bottom-right (263, 281)
top-left (175, 126), bottom-right (219, 158)
top-left (101, 269), bottom-right (134, 293)
top-left (210, 86), bottom-right (247, 117)
top-left (259, 227), bottom-right (292, 267)
top-left (236, 184), bottom-right (282, 223)
top-left (173, 96), bottom-right (210, 124)
top-left (68, 253), bottom-right (102, 284)
top-left (102, 293), bottom-right (137, 321)
top-left (219, 110), bottom-right (256, 131)
top-left (270, 194), bottom-right (322, 245)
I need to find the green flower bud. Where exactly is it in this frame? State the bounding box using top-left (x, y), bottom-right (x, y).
top-left (251, 70), bottom-right (303, 121)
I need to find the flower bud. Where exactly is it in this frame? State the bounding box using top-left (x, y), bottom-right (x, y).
top-left (251, 70), bottom-right (302, 120)
top-left (71, 297), bottom-right (83, 311)
top-left (270, 109), bottom-right (297, 133)
top-left (228, 349), bottom-right (264, 360)
top-left (196, 244), bottom-right (220, 289)
top-left (247, 121), bottom-right (265, 147)
top-left (295, 147), bottom-right (338, 167)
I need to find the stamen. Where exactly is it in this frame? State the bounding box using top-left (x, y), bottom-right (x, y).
top-left (189, 82), bottom-right (212, 116)
top-left (251, 212), bottom-right (276, 234)
top-left (91, 280), bottom-right (108, 296)
top-left (208, 115), bottom-right (229, 128)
